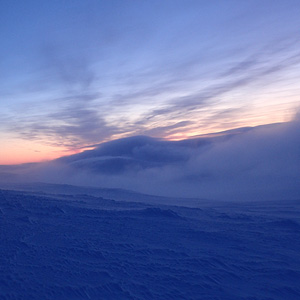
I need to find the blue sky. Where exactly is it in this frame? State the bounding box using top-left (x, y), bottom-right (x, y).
top-left (1, 0), bottom-right (300, 164)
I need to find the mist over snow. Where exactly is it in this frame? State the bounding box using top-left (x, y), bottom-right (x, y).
top-left (1, 118), bottom-right (299, 202)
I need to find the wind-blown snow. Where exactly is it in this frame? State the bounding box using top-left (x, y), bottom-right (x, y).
top-left (1, 120), bottom-right (299, 201)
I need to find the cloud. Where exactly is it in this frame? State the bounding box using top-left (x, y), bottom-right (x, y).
top-left (6, 44), bottom-right (119, 149)
top-left (40, 44), bottom-right (96, 91)
top-left (138, 121), bottom-right (193, 137)
top-left (2, 117), bottom-right (299, 202)
top-left (3, 35), bottom-right (300, 153)
top-left (9, 96), bottom-right (118, 149)
top-left (143, 48), bottom-right (300, 124)
top-left (57, 135), bottom-right (194, 170)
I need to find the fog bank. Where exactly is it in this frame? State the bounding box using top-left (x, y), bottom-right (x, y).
top-left (1, 120), bottom-right (299, 201)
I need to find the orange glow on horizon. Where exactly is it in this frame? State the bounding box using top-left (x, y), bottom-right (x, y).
top-left (0, 108), bottom-right (296, 166)
top-left (0, 139), bottom-right (84, 165)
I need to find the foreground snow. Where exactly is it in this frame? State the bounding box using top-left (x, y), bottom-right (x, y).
top-left (1, 189), bottom-right (300, 299)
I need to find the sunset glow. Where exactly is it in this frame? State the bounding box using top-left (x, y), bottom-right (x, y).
top-left (1, 1), bottom-right (300, 165)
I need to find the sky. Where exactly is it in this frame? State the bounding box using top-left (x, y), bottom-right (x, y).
top-left (1, 0), bottom-right (300, 165)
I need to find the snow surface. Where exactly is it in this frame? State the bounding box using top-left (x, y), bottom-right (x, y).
top-left (1, 188), bottom-right (300, 299)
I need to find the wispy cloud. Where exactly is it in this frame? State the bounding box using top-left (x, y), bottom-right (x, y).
top-left (3, 36), bottom-right (300, 151)
top-left (40, 44), bottom-right (96, 91)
